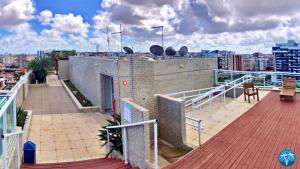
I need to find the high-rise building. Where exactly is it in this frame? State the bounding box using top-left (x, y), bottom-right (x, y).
top-left (273, 40), bottom-right (300, 72)
top-left (37, 50), bottom-right (45, 59)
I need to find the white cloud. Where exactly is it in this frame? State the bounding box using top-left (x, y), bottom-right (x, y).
top-left (0, 0), bottom-right (35, 29)
top-left (38, 10), bottom-right (90, 36)
top-left (39, 10), bottom-right (53, 25)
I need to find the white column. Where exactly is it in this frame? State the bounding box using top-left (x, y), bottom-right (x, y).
top-left (154, 123), bottom-right (158, 169)
top-left (123, 128), bottom-right (128, 164)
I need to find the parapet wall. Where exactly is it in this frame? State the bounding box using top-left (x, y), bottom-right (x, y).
top-left (121, 98), bottom-right (150, 169)
top-left (156, 94), bottom-right (192, 150)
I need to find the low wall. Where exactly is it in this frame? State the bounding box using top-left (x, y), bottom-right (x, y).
top-left (16, 76), bottom-right (30, 107)
top-left (58, 60), bottom-right (69, 80)
top-left (121, 98), bottom-right (150, 169)
top-left (61, 80), bottom-right (100, 112)
top-left (156, 94), bottom-right (192, 151)
top-left (225, 86), bottom-right (244, 98)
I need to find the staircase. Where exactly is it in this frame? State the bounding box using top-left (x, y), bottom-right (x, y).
top-left (21, 158), bottom-right (138, 169)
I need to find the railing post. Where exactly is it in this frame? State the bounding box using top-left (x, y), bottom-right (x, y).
top-left (106, 129), bottom-right (110, 156)
top-left (230, 72), bottom-right (233, 81)
top-left (197, 121), bottom-right (202, 146)
top-left (154, 122), bottom-right (158, 169)
top-left (16, 134), bottom-right (20, 169)
top-left (233, 81), bottom-right (236, 99)
top-left (214, 69), bottom-right (218, 85)
top-left (123, 128), bottom-right (128, 164)
top-left (223, 87), bottom-right (226, 107)
top-left (209, 94), bottom-right (212, 118)
top-left (2, 109), bottom-right (7, 169)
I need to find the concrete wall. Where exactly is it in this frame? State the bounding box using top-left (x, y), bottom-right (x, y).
top-left (58, 60), bottom-right (69, 80)
top-left (156, 94), bottom-right (191, 150)
top-left (154, 58), bottom-right (217, 94)
top-left (69, 56), bottom-right (216, 113)
top-left (69, 56), bottom-right (130, 113)
top-left (121, 98), bottom-right (150, 169)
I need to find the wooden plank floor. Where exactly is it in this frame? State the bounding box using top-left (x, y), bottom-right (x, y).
top-left (166, 92), bottom-right (300, 169)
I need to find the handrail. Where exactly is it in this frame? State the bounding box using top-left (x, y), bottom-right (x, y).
top-left (165, 87), bottom-right (217, 97)
top-left (185, 116), bottom-right (202, 145)
top-left (198, 76), bottom-right (252, 108)
top-left (106, 119), bottom-right (158, 169)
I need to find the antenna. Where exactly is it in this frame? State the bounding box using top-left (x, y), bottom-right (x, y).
top-left (106, 26), bottom-right (111, 56)
top-left (123, 47), bottom-right (133, 54)
top-left (179, 46), bottom-right (188, 56)
top-left (111, 24), bottom-right (123, 58)
top-left (150, 45), bottom-right (164, 57)
top-left (165, 47), bottom-right (176, 57)
top-left (151, 26), bottom-right (164, 49)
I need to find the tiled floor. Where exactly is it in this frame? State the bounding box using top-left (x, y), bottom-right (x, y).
top-left (186, 90), bottom-right (270, 146)
top-left (25, 75), bottom-right (109, 163)
top-left (29, 113), bottom-right (108, 163)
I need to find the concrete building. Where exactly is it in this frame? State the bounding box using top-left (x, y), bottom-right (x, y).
top-left (255, 58), bottom-right (269, 71)
top-left (37, 50), bottom-right (45, 59)
top-left (65, 55), bottom-right (217, 114)
top-left (17, 55), bottom-right (28, 67)
top-left (273, 40), bottom-right (300, 72)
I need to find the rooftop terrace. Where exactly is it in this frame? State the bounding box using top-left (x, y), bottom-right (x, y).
top-left (167, 91), bottom-right (300, 169)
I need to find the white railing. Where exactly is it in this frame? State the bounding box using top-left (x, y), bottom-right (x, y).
top-left (166, 87), bottom-right (218, 107)
top-left (0, 71), bottom-right (30, 169)
top-left (191, 75), bottom-right (253, 118)
top-left (185, 116), bottom-right (202, 146)
top-left (106, 119), bottom-right (158, 169)
top-left (0, 71), bottom-right (31, 94)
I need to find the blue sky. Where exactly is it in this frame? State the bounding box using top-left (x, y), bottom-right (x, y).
top-left (0, 0), bottom-right (300, 54)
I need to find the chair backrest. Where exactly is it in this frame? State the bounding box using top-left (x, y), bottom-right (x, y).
top-left (283, 78), bottom-right (296, 89)
top-left (243, 82), bottom-right (254, 89)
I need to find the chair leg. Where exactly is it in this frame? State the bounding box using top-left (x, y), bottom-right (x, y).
top-left (244, 93), bottom-right (246, 101)
top-left (257, 93), bottom-right (259, 101)
top-left (248, 95), bottom-right (250, 103)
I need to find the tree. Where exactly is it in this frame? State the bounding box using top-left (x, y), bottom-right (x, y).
top-left (28, 57), bottom-right (50, 83)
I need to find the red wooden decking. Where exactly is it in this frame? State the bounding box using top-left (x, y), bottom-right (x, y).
top-left (21, 158), bottom-right (138, 169)
top-left (166, 92), bottom-right (300, 169)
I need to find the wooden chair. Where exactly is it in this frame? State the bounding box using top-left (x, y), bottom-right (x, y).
top-left (243, 82), bottom-right (259, 103)
top-left (280, 78), bottom-right (296, 101)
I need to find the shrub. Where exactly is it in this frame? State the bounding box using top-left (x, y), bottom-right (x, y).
top-left (28, 57), bottom-right (50, 83)
top-left (17, 107), bottom-right (27, 129)
top-left (99, 115), bottom-right (123, 157)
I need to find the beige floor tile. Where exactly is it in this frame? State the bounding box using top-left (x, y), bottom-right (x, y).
top-left (40, 142), bottom-right (56, 151)
top-left (69, 140), bottom-right (86, 149)
top-left (55, 141), bottom-right (71, 150)
top-left (39, 150), bottom-right (57, 163)
top-left (72, 148), bottom-right (89, 160)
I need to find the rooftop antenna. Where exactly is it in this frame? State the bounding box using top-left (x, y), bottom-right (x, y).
top-left (150, 45), bottom-right (164, 59)
top-left (151, 26), bottom-right (164, 50)
top-left (106, 26), bottom-right (112, 56)
top-left (111, 24), bottom-right (123, 58)
top-left (179, 46), bottom-right (188, 57)
top-left (165, 47), bottom-right (176, 58)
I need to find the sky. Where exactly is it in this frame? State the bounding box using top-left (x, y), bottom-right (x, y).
top-left (0, 0), bottom-right (300, 54)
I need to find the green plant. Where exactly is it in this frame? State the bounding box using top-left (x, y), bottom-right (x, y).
top-left (28, 57), bottom-right (50, 83)
top-left (99, 115), bottom-right (123, 157)
top-left (17, 107), bottom-right (27, 129)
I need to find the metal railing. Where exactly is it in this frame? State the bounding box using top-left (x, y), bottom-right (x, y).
top-left (0, 71), bottom-right (30, 169)
top-left (166, 87), bottom-right (219, 107)
top-left (106, 119), bottom-right (158, 169)
top-left (185, 116), bottom-right (202, 146)
top-left (215, 69), bottom-right (300, 89)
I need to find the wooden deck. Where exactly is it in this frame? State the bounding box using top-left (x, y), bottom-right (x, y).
top-left (21, 158), bottom-right (138, 169)
top-left (166, 92), bottom-right (300, 169)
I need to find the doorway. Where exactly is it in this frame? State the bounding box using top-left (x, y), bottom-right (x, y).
top-left (101, 74), bottom-right (114, 113)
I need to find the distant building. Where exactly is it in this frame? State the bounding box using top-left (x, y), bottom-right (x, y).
top-left (255, 58), bottom-right (269, 71)
top-left (37, 50), bottom-right (45, 59)
top-left (17, 55), bottom-right (28, 67)
top-left (273, 40), bottom-right (300, 72)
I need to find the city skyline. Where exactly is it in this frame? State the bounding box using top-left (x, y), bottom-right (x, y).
top-left (0, 0), bottom-right (300, 54)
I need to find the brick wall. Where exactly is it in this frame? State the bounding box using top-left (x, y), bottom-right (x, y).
top-left (156, 94), bottom-right (192, 150)
top-left (121, 98), bottom-right (150, 169)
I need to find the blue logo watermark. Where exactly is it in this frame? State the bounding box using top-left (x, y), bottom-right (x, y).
top-left (278, 150), bottom-right (296, 167)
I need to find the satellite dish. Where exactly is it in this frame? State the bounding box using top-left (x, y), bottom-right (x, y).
top-left (165, 47), bottom-right (176, 57)
top-left (179, 46), bottom-right (188, 56)
top-left (123, 47), bottom-right (133, 54)
top-left (150, 45), bottom-right (164, 56)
